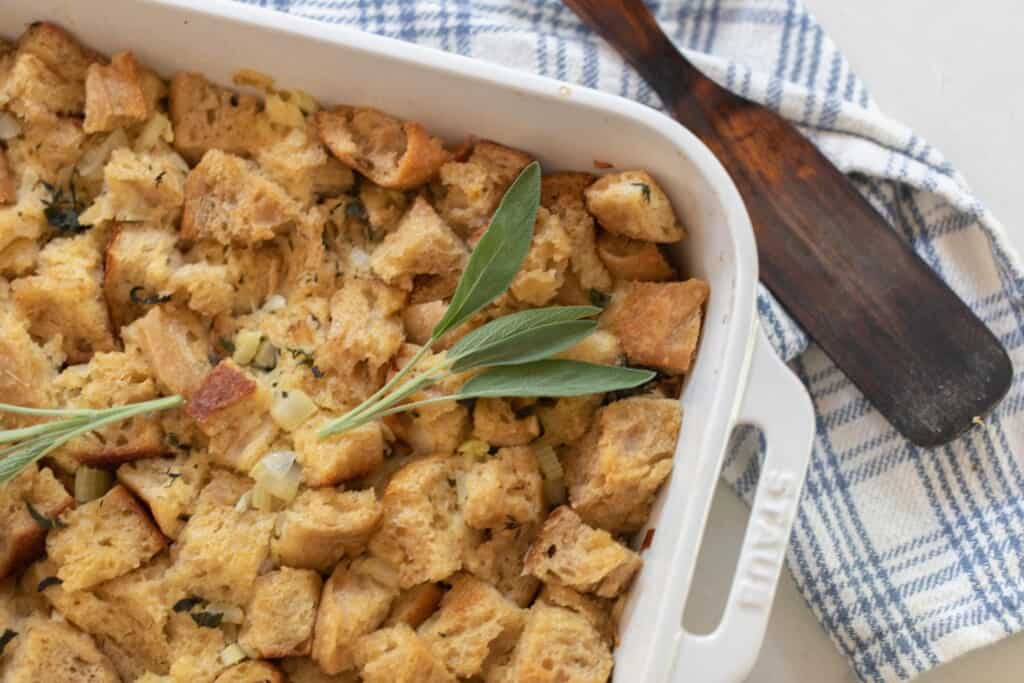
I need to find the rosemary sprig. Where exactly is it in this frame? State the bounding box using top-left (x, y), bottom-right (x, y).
top-left (0, 396), bottom-right (183, 485)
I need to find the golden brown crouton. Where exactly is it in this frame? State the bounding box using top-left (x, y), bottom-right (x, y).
top-left (541, 171), bottom-right (612, 292)
top-left (369, 456), bottom-right (468, 588)
top-left (45, 485), bottom-right (166, 591)
top-left (418, 574), bottom-right (525, 678)
top-left (293, 418), bottom-right (385, 487)
top-left (585, 170), bottom-right (685, 243)
top-left (537, 584), bottom-right (615, 644)
top-left (387, 397), bottom-right (470, 456)
top-left (509, 207), bottom-right (572, 306)
top-left (370, 196), bottom-right (468, 289)
top-left (401, 299), bottom-right (447, 345)
top-left (11, 231), bottom-right (115, 363)
top-left (187, 360), bottom-right (258, 425)
top-left (272, 488), bottom-right (382, 571)
top-left (472, 398), bottom-right (542, 447)
top-left (79, 147), bottom-right (188, 228)
top-left (463, 446), bottom-right (544, 530)
top-left (4, 117), bottom-right (86, 185)
top-left (124, 305), bottom-right (212, 398)
top-left (116, 452), bottom-right (209, 539)
top-left (0, 465), bottom-right (73, 579)
top-left (601, 279), bottom-right (709, 374)
top-left (84, 52), bottom-right (148, 133)
top-left (0, 303), bottom-right (58, 410)
top-left (315, 106), bottom-right (450, 190)
top-left (535, 396), bottom-right (602, 448)
top-left (503, 602), bottom-right (612, 683)
top-left (164, 609), bottom-right (227, 683)
top-left (103, 223), bottom-right (180, 330)
top-left (240, 568), bottom-right (322, 658)
top-left (1, 616), bottom-right (120, 683)
top-left (17, 22), bottom-right (101, 86)
top-left (169, 72), bottom-right (274, 163)
top-left (214, 661), bottom-right (285, 683)
top-left (386, 583), bottom-right (444, 629)
top-left (312, 559), bottom-right (399, 674)
top-left (596, 231), bottom-right (675, 282)
top-left (280, 657), bottom-right (360, 683)
top-left (360, 183), bottom-right (410, 233)
top-left (352, 624), bottom-right (454, 683)
top-left (255, 126), bottom-right (331, 203)
top-left (431, 140), bottom-right (533, 234)
top-left (463, 525), bottom-right (540, 608)
top-left (523, 506), bottom-right (641, 598)
top-left (0, 149), bottom-right (15, 205)
top-left (181, 149), bottom-right (305, 245)
top-left (564, 396), bottom-right (681, 532)
top-left (0, 52), bottom-right (83, 122)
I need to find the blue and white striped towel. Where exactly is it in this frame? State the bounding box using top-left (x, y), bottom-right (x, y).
top-left (240, 1), bottom-right (1024, 680)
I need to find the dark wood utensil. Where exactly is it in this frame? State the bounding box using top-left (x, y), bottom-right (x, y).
top-left (563, 0), bottom-right (1012, 447)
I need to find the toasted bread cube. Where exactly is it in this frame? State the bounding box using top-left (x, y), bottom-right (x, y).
top-left (431, 140), bottom-right (533, 234)
top-left (388, 401), bottom-right (469, 456)
top-left (214, 661), bottom-right (285, 683)
top-left (4, 116), bottom-right (86, 186)
top-left (0, 304), bottom-right (58, 410)
top-left (537, 584), bottom-right (614, 644)
top-left (83, 52), bottom-right (147, 133)
top-left (294, 418), bottom-right (385, 487)
top-left (181, 149), bottom-right (305, 245)
top-left (312, 559), bottom-right (399, 674)
top-left (0, 149), bottom-right (15, 205)
top-left (523, 506), bottom-right (641, 598)
top-left (164, 609), bottom-right (227, 683)
top-left (2, 616), bottom-right (119, 683)
top-left (255, 126), bottom-right (331, 203)
top-left (352, 624), bottom-right (454, 683)
top-left (102, 224), bottom-right (180, 330)
top-left (386, 583), bottom-right (444, 628)
top-left (463, 447), bottom-right (543, 530)
top-left (0, 465), bottom-right (73, 579)
top-left (360, 183), bottom-right (410, 233)
top-left (124, 306), bottom-right (212, 398)
top-left (240, 568), bottom-right (322, 658)
top-left (541, 172), bottom-right (612, 292)
top-left (11, 232), bottom-right (114, 363)
top-left (315, 106), bottom-right (450, 190)
top-left (564, 397), bottom-right (681, 532)
top-left (418, 574), bottom-right (525, 678)
top-left (280, 657), bottom-right (360, 682)
top-left (536, 396), bottom-right (602, 448)
top-left (79, 147), bottom-right (188, 228)
top-left (171, 472), bottom-right (275, 604)
top-left (504, 602), bottom-right (612, 683)
top-left (370, 196), bottom-right (468, 289)
top-left (472, 399), bottom-right (541, 447)
top-left (602, 279), bottom-right (709, 374)
top-left (46, 485), bottom-right (165, 591)
top-left (169, 72), bottom-right (273, 163)
top-left (584, 170), bottom-right (685, 243)
top-left (117, 452), bottom-right (209, 539)
top-left (272, 488), bottom-right (382, 571)
top-left (369, 456), bottom-right (468, 588)
top-left (401, 300), bottom-right (447, 345)
top-left (509, 208), bottom-right (572, 306)
top-left (596, 231), bottom-right (675, 282)
top-left (17, 22), bottom-right (100, 85)
top-left (0, 52), bottom-right (83, 122)
top-left (464, 526), bottom-right (540, 608)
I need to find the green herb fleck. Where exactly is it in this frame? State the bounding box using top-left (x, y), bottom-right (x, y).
top-left (129, 286), bottom-right (172, 306)
top-left (0, 629), bottom-right (16, 655)
top-left (172, 596), bottom-right (203, 613)
top-left (588, 289), bottom-right (611, 308)
top-left (632, 182), bottom-right (652, 203)
top-left (345, 200), bottom-right (367, 221)
top-left (190, 611), bottom-right (224, 629)
top-left (36, 576), bottom-right (62, 592)
top-left (26, 502), bottom-right (66, 530)
top-left (154, 171), bottom-right (166, 187)
top-left (42, 179), bottom-right (90, 234)
top-left (219, 338), bottom-right (236, 354)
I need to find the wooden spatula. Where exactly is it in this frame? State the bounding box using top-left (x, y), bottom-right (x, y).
top-left (563, 0), bottom-right (1012, 447)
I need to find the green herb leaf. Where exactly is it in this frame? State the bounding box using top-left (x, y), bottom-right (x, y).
top-left (588, 289), bottom-right (611, 308)
top-left (431, 161), bottom-right (541, 339)
top-left (450, 320), bottom-right (597, 373)
top-left (129, 286), bottom-right (172, 306)
top-left (25, 502), bottom-right (67, 530)
top-left (173, 597), bottom-right (203, 613)
top-left (190, 611), bottom-right (224, 629)
top-left (631, 182), bottom-right (652, 203)
top-left (0, 628), bottom-right (16, 655)
top-left (447, 306), bottom-right (600, 362)
top-left (37, 576), bottom-right (62, 592)
top-left (457, 360), bottom-right (656, 399)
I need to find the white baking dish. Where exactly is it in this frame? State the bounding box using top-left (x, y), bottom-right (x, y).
top-left (1, 1), bottom-right (815, 680)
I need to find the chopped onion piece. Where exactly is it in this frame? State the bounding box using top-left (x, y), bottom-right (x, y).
top-left (219, 643), bottom-right (247, 666)
top-left (233, 68), bottom-right (275, 91)
top-left (251, 451), bottom-right (301, 503)
top-left (134, 112), bottom-right (174, 151)
top-left (0, 112), bottom-right (22, 140)
top-left (252, 340), bottom-right (278, 371)
top-left (74, 466), bottom-right (113, 503)
top-left (283, 89), bottom-right (320, 115)
top-left (234, 491), bottom-right (252, 513)
top-left (232, 329), bottom-right (262, 366)
top-left (77, 129), bottom-right (129, 179)
top-left (251, 483), bottom-right (277, 512)
top-left (265, 92), bottom-right (305, 129)
top-left (457, 439), bottom-right (490, 465)
top-left (536, 446), bottom-right (567, 505)
top-left (262, 294), bottom-right (286, 312)
top-left (270, 389), bottom-right (317, 432)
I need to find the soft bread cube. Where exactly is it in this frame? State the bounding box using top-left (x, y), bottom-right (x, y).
top-left (164, 609), bottom-right (227, 683)
top-left (565, 396), bottom-right (681, 532)
top-left (255, 126), bottom-right (333, 203)
top-left (584, 170), bottom-right (685, 243)
top-left (503, 602), bottom-right (612, 683)
top-left (360, 182), bottom-right (409, 233)
top-left (0, 304), bottom-right (58, 411)
top-left (315, 106), bottom-right (450, 189)
top-left (0, 465), bottom-right (73, 579)
top-left (16, 22), bottom-right (100, 86)
top-left (386, 583), bottom-right (444, 628)
top-left (116, 452), bottom-right (209, 539)
top-left (169, 72), bottom-right (273, 163)
top-left (272, 488), bottom-right (383, 571)
top-left (181, 149), bottom-right (305, 245)
top-left (431, 140), bottom-right (533, 234)
top-left (312, 558), bottom-right (399, 674)
top-left (83, 51), bottom-right (147, 133)
top-left (294, 418), bottom-right (385, 487)
top-left (523, 506), bottom-right (641, 598)
top-left (369, 456), bottom-right (468, 588)
top-left (214, 661), bottom-right (286, 683)
top-left (541, 171), bottom-right (612, 292)
top-left (281, 657), bottom-right (360, 682)
top-left (1, 616), bottom-right (119, 683)
top-left (472, 398), bottom-right (541, 447)
top-left (596, 231), bottom-right (675, 282)
top-left (102, 224), bottom-right (180, 329)
top-left (536, 396), bottom-right (602, 448)
top-left (46, 485), bottom-right (166, 592)
top-left (370, 196), bottom-right (468, 289)
top-left (4, 116), bottom-right (86, 185)
top-left (240, 568), bottom-right (322, 658)
top-left (509, 208), bottom-right (572, 306)
top-left (463, 526), bottom-right (540, 608)
top-left (352, 624), bottom-right (454, 683)
top-left (124, 305), bottom-right (212, 398)
top-left (401, 300), bottom-right (447, 345)
top-left (0, 52), bottom-right (83, 122)
top-left (418, 574), bottom-right (525, 678)
top-left (79, 147), bottom-right (188, 228)
top-left (463, 446), bottom-right (544, 530)
top-left (601, 279), bottom-right (709, 374)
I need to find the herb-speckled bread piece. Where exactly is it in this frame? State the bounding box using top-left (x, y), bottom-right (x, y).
top-left (462, 446), bottom-right (544, 530)
top-left (502, 601), bottom-right (613, 683)
top-left (352, 624), bottom-right (454, 683)
top-left (584, 169), bottom-right (685, 243)
top-left (369, 195), bottom-right (468, 290)
top-left (1, 616), bottom-right (119, 683)
top-left (239, 568), bottom-right (322, 658)
top-left (271, 488), bottom-right (382, 571)
top-left (0, 464), bottom-right (73, 579)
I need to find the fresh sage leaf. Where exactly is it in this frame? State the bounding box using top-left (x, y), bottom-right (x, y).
top-left (173, 596), bottom-right (203, 613)
top-left (450, 320), bottom-right (597, 373)
top-left (457, 360), bottom-right (656, 399)
top-left (190, 611), bottom-right (224, 629)
top-left (25, 502), bottom-right (67, 530)
top-left (36, 576), bottom-right (62, 592)
top-left (431, 161), bottom-right (541, 339)
top-left (0, 628), bottom-right (16, 655)
top-left (447, 306), bottom-right (600, 362)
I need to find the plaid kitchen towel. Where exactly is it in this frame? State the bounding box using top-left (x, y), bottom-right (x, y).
top-left (239, 1), bottom-right (1024, 680)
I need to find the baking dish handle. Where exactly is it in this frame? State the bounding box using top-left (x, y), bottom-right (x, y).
top-left (672, 323), bottom-right (815, 683)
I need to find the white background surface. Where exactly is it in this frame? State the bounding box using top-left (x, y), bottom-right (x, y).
top-left (685, 2), bottom-right (1024, 681)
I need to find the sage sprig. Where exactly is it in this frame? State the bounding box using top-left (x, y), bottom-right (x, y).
top-left (318, 162), bottom-right (655, 438)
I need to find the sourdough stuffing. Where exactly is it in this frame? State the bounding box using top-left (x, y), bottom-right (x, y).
top-left (0, 22), bottom-right (710, 683)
